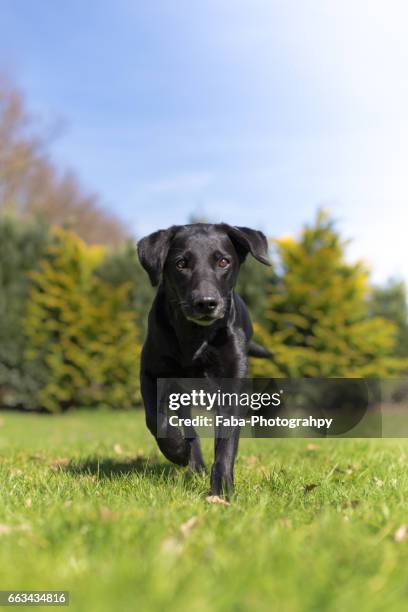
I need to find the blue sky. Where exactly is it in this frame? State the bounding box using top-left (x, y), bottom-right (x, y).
top-left (1, 0), bottom-right (407, 283)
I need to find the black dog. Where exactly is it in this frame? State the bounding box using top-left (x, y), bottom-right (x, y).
top-left (137, 223), bottom-right (271, 497)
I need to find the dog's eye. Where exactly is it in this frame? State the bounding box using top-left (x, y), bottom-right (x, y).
top-left (218, 257), bottom-right (230, 269)
top-left (176, 258), bottom-right (187, 270)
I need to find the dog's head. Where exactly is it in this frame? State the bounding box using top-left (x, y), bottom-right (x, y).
top-left (137, 223), bottom-right (271, 326)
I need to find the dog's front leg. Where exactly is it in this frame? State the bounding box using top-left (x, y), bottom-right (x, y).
top-left (210, 427), bottom-right (240, 498)
top-left (179, 402), bottom-right (206, 473)
top-left (209, 394), bottom-right (242, 498)
top-left (209, 346), bottom-right (247, 498)
top-left (141, 373), bottom-right (205, 470)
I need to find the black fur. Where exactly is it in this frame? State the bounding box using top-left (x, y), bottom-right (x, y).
top-left (137, 223), bottom-right (271, 497)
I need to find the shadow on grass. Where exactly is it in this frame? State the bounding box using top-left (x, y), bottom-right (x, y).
top-left (64, 456), bottom-right (181, 480)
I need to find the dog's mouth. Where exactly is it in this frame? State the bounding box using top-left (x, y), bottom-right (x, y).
top-left (180, 300), bottom-right (225, 326)
top-left (186, 314), bottom-right (221, 326)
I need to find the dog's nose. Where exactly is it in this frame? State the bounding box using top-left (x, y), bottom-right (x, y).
top-left (193, 296), bottom-right (219, 314)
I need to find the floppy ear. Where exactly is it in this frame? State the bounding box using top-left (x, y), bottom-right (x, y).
top-left (137, 227), bottom-right (178, 286)
top-left (224, 225), bottom-right (271, 266)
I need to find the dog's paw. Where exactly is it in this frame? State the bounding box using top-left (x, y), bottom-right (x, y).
top-left (206, 495), bottom-right (231, 506)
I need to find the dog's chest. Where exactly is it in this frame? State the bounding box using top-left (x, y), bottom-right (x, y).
top-left (179, 339), bottom-right (216, 375)
top-left (180, 330), bottom-right (234, 377)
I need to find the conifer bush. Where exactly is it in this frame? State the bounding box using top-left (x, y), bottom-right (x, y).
top-left (23, 229), bottom-right (141, 411)
top-left (0, 215), bottom-right (50, 407)
top-left (251, 211), bottom-right (407, 378)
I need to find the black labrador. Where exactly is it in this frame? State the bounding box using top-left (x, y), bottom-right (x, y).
top-left (137, 223), bottom-right (271, 497)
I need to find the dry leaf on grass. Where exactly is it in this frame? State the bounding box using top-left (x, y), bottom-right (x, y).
top-left (206, 495), bottom-right (231, 506)
top-left (307, 444), bottom-right (320, 451)
top-left (50, 457), bottom-right (69, 470)
top-left (246, 455), bottom-right (258, 467)
top-left (302, 483), bottom-right (319, 493)
top-left (113, 444), bottom-right (123, 455)
top-left (342, 500), bottom-right (360, 510)
top-left (82, 474), bottom-right (96, 483)
top-left (127, 450), bottom-right (145, 461)
top-left (179, 516), bottom-right (198, 538)
top-left (161, 516), bottom-right (199, 555)
top-left (346, 464), bottom-right (356, 475)
top-left (395, 524), bottom-right (408, 543)
top-left (30, 453), bottom-right (45, 462)
top-left (99, 506), bottom-right (118, 522)
top-left (24, 498), bottom-right (32, 508)
top-left (10, 468), bottom-right (23, 477)
top-left (161, 537), bottom-right (183, 555)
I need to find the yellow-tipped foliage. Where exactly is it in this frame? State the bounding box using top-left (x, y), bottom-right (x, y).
top-left (24, 229), bottom-right (141, 411)
top-left (251, 211), bottom-right (407, 378)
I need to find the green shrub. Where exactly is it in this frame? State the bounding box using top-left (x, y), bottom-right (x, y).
top-left (94, 241), bottom-right (154, 335)
top-left (369, 280), bottom-right (408, 359)
top-left (251, 211), bottom-right (407, 377)
top-left (23, 228), bottom-right (141, 411)
top-left (0, 214), bottom-right (50, 407)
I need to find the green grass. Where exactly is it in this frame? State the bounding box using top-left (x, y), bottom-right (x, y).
top-left (0, 410), bottom-right (408, 612)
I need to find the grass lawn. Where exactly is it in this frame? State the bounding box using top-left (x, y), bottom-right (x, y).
top-left (0, 410), bottom-right (408, 611)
